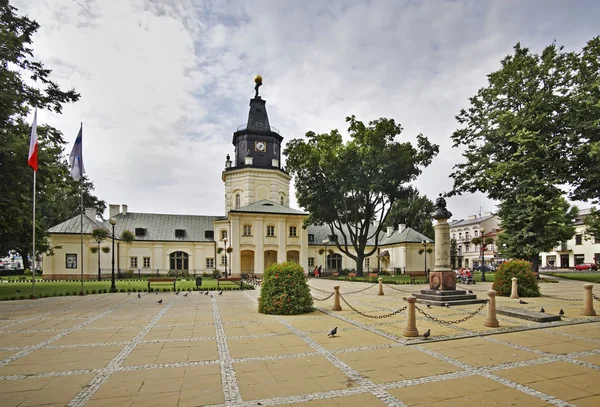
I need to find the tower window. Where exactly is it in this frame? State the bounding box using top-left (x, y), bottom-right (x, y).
top-left (280, 196), bottom-right (284, 205)
top-left (221, 230), bottom-right (228, 240)
top-left (235, 194), bottom-right (241, 209)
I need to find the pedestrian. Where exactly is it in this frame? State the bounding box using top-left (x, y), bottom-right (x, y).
top-left (317, 265), bottom-right (322, 278)
top-left (313, 265), bottom-right (319, 278)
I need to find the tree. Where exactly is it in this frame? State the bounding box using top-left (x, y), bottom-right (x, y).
top-left (0, 1), bottom-right (105, 270)
top-left (90, 228), bottom-right (109, 281)
top-left (119, 229), bottom-right (135, 274)
top-left (284, 115), bottom-right (438, 276)
top-left (449, 40), bottom-right (582, 272)
top-left (450, 238), bottom-right (458, 269)
top-left (385, 187), bottom-right (435, 238)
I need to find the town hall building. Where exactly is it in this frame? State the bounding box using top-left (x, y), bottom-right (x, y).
top-left (43, 79), bottom-right (434, 279)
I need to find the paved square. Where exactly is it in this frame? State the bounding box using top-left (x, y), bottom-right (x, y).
top-left (0, 278), bottom-right (599, 406)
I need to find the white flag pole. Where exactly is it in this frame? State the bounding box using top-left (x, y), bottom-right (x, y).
top-left (32, 170), bottom-right (36, 297)
top-left (79, 123), bottom-right (84, 295)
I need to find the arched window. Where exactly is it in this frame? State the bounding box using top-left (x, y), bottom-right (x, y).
top-left (235, 194), bottom-right (241, 209)
top-left (169, 251), bottom-right (189, 270)
top-left (280, 195), bottom-right (284, 205)
top-left (220, 230), bottom-right (228, 240)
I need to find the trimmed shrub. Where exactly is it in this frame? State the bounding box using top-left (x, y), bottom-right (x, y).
top-left (492, 260), bottom-right (540, 297)
top-left (258, 261), bottom-right (313, 315)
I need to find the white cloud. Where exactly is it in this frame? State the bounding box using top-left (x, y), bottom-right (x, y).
top-left (12, 0), bottom-right (600, 221)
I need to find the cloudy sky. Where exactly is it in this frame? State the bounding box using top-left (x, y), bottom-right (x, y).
top-left (13, 0), bottom-right (600, 221)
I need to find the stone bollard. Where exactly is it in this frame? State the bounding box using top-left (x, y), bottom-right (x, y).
top-left (403, 296), bottom-right (419, 337)
top-left (332, 286), bottom-right (342, 311)
top-left (510, 277), bottom-right (519, 299)
top-left (581, 284), bottom-right (596, 316)
top-left (378, 278), bottom-right (384, 296)
top-left (484, 289), bottom-right (500, 327)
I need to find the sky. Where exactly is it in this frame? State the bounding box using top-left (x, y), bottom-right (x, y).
top-left (12, 0), bottom-right (600, 222)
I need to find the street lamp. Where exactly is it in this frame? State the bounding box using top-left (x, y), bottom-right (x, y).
top-left (480, 227), bottom-right (486, 282)
top-left (109, 218), bottom-right (117, 293)
top-left (223, 237), bottom-right (228, 277)
top-left (502, 243), bottom-right (507, 263)
top-left (422, 240), bottom-right (429, 283)
top-left (323, 239), bottom-right (329, 277)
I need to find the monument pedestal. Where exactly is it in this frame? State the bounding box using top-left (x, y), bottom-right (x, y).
top-left (429, 271), bottom-right (456, 291)
top-left (414, 289), bottom-right (488, 306)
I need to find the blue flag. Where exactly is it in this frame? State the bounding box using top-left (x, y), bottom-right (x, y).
top-left (69, 124), bottom-right (85, 180)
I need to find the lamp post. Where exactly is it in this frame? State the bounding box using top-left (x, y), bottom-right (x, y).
top-left (323, 239), bottom-right (329, 277)
top-left (109, 218), bottom-right (117, 293)
top-left (502, 243), bottom-right (507, 263)
top-left (422, 240), bottom-right (429, 283)
top-left (480, 227), bottom-right (486, 282)
top-left (223, 237), bottom-right (228, 277)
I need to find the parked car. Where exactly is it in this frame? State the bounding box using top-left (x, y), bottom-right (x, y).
top-left (574, 263), bottom-right (598, 271)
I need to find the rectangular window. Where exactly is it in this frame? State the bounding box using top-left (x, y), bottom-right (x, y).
top-left (221, 255), bottom-right (227, 265)
top-left (65, 253), bottom-right (77, 269)
top-left (575, 234), bottom-right (583, 245)
top-left (243, 225), bottom-right (252, 236)
top-left (574, 254), bottom-right (585, 265)
top-left (175, 229), bottom-right (185, 238)
top-left (465, 244), bottom-right (470, 252)
top-left (130, 257), bottom-right (138, 268)
top-left (266, 225), bottom-right (275, 237)
top-left (328, 234), bottom-right (337, 242)
top-left (143, 257), bottom-right (150, 268)
top-left (205, 230), bottom-right (214, 239)
top-left (365, 258), bottom-right (370, 268)
top-left (289, 226), bottom-right (297, 237)
top-left (135, 228), bottom-right (146, 237)
top-left (206, 258), bottom-right (214, 269)
top-left (308, 257), bottom-right (315, 268)
top-left (308, 234), bottom-right (314, 242)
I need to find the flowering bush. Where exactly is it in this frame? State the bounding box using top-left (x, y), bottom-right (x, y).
top-left (492, 260), bottom-right (540, 297)
top-left (258, 262), bottom-right (313, 315)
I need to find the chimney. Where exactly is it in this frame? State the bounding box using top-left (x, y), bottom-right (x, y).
top-left (85, 208), bottom-right (96, 220)
top-left (109, 204), bottom-right (120, 219)
top-left (122, 204), bottom-right (128, 215)
top-left (398, 224), bottom-right (406, 233)
top-left (272, 158), bottom-right (279, 167)
top-left (468, 215), bottom-right (476, 220)
top-left (386, 226), bottom-right (394, 237)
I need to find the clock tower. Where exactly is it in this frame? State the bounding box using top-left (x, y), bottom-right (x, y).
top-left (222, 76), bottom-right (291, 213)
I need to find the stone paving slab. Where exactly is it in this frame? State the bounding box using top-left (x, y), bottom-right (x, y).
top-left (0, 278), bottom-right (599, 406)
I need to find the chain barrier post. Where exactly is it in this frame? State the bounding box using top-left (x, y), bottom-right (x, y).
top-left (403, 296), bottom-right (419, 337)
top-left (510, 277), bottom-right (519, 299)
top-left (484, 289), bottom-right (499, 327)
top-left (581, 284), bottom-right (596, 316)
top-left (378, 278), bottom-right (384, 296)
top-left (332, 286), bottom-right (342, 311)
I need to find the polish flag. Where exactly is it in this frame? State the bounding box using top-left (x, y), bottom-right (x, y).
top-left (28, 108), bottom-right (38, 171)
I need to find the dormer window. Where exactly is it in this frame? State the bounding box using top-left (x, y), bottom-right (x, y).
top-left (308, 234), bottom-right (314, 242)
top-left (175, 229), bottom-right (186, 238)
top-left (135, 228), bottom-right (146, 237)
top-left (205, 230), bottom-right (214, 239)
top-left (328, 234), bottom-right (337, 242)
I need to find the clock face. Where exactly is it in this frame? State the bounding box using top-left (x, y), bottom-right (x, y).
top-left (255, 141), bottom-right (266, 152)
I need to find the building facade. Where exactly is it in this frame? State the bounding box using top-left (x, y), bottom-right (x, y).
top-left (43, 85), bottom-right (434, 279)
top-left (449, 213), bottom-right (500, 269)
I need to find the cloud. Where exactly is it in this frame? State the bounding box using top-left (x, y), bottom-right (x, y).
top-left (12, 0), bottom-right (600, 221)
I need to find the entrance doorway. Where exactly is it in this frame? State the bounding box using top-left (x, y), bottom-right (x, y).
top-left (241, 250), bottom-right (254, 274)
top-left (560, 254), bottom-right (570, 269)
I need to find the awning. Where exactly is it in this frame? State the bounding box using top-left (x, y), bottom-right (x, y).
top-left (378, 250), bottom-right (390, 258)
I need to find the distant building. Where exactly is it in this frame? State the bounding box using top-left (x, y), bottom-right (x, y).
top-left (449, 213), bottom-right (500, 269)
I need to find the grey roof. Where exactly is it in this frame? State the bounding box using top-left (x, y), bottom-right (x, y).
top-left (49, 212), bottom-right (220, 242)
top-left (307, 224), bottom-right (433, 246)
top-left (48, 214), bottom-right (107, 234)
top-left (449, 214), bottom-right (495, 228)
top-left (230, 200), bottom-right (307, 216)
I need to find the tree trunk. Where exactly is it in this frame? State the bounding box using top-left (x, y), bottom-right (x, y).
top-left (20, 250), bottom-right (30, 271)
top-left (355, 254), bottom-right (364, 277)
top-left (530, 254), bottom-right (540, 278)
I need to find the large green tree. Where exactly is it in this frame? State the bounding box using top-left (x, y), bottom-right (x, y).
top-left (284, 115), bottom-right (439, 276)
top-left (384, 187), bottom-right (435, 238)
top-left (449, 40), bottom-right (585, 271)
top-left (0, 1), bottom-right (105, 270)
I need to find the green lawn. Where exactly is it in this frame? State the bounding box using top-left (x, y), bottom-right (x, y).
top-left (546, 273), bottom-right (600, 283)
top-left (0, 279), bottom-right (251, 301)
top-left (318, 272), bottom-right (496, 284)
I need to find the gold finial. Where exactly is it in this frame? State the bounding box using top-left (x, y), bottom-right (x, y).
top-left (254, 75), bottom-right (263, 97)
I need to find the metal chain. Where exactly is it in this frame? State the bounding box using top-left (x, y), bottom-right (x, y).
top-left (311, 293), bottom-right (335, 302)
top-left (384, 283), bottom-right (414, 293)
top-left (338, 293), bottom-right (407, 319)
top-left (542, 294), bottom-right (582, 302)
top-left (415, 301), bottom-right (488, 325)
top-left (594, 294), bottom-right (600, 302)
top-left (308, 285), bottom-right (334, 294)
top-left (342, 283), bottom-right (377, 295)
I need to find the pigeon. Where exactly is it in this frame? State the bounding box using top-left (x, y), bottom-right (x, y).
top-left (426, 304), bottom-right (432, 309)
top-left (328, 327), bottom-right (338, 337)
top-left (210, 294), bottom-right (213, 298)
top-left (128, 292), bottom-right (131, 295)
top-left (445, 303), bottom-right (451, 308)
top-left (16, 289), bottom-right (20, 293)
top-left (188, 289), bottom-right (191, 293)
top-left (559, 309), bottom-right (564, 316)
top-left (157, 299), bottom-right (163, 304)
top-left (540, 307), bottom-right (545, 313)
top-left (204, 291), bottom-right (209, 295)
top-left (175, 291), bottom-right (180, 295)
top-left (218, 290), bottom-right (223, 295)
top-left (184, 292), bottom-right (188, 297)
top-left (137, 293), bottom-right (141, 298)
top-left (468, 290), bottom-right (474, 294)
top-left (519, 300), bottom-right (528, 304)
top-left (423, 329), bottom-right (431, 339)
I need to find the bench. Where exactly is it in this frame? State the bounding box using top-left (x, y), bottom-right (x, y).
top-left (147, 277), bottom-right (176, 292)
top-left (406, 271), bottom-right (427, 283)
top-left (218, 276), bottom-right (246, 290)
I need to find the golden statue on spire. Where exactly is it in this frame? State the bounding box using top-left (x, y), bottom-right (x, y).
top-left (254, 75), bottom-right (263, 97)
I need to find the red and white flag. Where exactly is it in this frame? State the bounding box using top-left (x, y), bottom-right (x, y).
top-left (28, 108), bottom-right (38, 171)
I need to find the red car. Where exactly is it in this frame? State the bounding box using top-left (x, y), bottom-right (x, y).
top-left (574, 263), bottom-right (598, 271)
